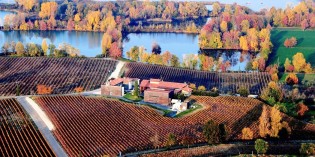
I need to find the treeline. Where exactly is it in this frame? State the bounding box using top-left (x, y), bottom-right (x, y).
top-left (1, 40), bottom-right (80, 57)
top-left (6, 0), bottom-right (208, 32)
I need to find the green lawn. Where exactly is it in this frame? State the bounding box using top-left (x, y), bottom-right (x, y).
top-left (279, 73), bottom-right (315, 84)
top-left (174, 104), bottom-right (202, 118)
top-left (269, 28), bottom-right (315, 66)
top-left (123, 93), bottom-right (143, 102)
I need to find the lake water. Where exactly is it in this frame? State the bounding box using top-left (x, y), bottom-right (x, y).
top-left (0, 10), bottom-right (252, 71)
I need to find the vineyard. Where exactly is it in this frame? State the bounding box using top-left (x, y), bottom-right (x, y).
top-left (0, 57), bottom-right (117, 96)
top-left (125, 63), bottom-right (271, 94)
top-left (34, 95), bottom-right (315, 156)
top-left (0, 98), bottom-right (56, 156)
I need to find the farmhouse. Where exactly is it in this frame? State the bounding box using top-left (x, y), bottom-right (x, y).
top-left (101, 77), bottom-right (139, 97)
top-left (141, 79), bottom-right (192, 106)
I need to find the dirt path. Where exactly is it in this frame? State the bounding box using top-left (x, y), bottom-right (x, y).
top-left (17, 96), bottom-right (68, 157)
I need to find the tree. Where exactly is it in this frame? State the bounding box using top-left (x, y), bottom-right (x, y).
top-left (255, 139), bottom-right (268, 154)
top-left (86, 11), bottom-right (101, 31)
top-left (300, 143), bottom-right (315, 155)
top-left (39, 2), bottom-right (58, 19)
top-left (242, 127), bottom-right (253, 140)
top-left (284, 37), bottom-right (297, 48)
top-left (127, 46), bottom-right (140, 61)
top-left (74, 87), bottom-right (84, 93)
top-left (101, 33), bottom-right (112, 57)
top-left (15, 42), bottom-right (24, 56)
top-left (203, 120), bottom-right (220, 145)
top-left (297, 103), bottom-right (309, 117)
top-left (301, 19), bottom-right (309, 30)
top-left (239, 36), bottom-right (248, 51)
top-left (285, 73), bottom-right (299, 85)
top-left (109, 42), bottom-right (121, 59)
top-left (37, 84), bottom-right (53, 95)
top-left (16, 0), bottom-right (36, 11)
top-left (284, 58), bottom-right (293, 72)
top-left (237, 87), bottom-right (249, 97)
top-left (165, 133), bottom-right (176, 148)
top-left (259, 106), bottom-right (270, 138)
top-left (198, 85), bottom-right (206, 91)
top-left (42, 39), bottom-right (48, 56)
top-left (241, 20), bottom-right (250, 32)
top-left (170, 55), bottom-right (180, 67)
top-left (220, 21), bottom-right (228, 32)
top-left (270, 106), bottom-right (282, 138)
top-left (212, 2), bottom-right (221, 16)
top-left (133, 80), bottom-right (139, 97)
top-left (162, 51), bottom-right (172, 66)
top-left (292, 52), bottom-right (306, 72)
top-left (152, 42), bottom-right (161, 55)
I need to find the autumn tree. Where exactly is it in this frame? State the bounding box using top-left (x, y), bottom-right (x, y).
top-left (16, 0), bottom-right (36, 11)
top-left (15, 42), bottom-right (25, 56)
top-left (239, 36), bottom-right (249, 51)
top-left (127, 46), bottom-right (140, 61)
top-left (74, 87), bottom-right (84, 93)
top-left (109, 42), bottom-right (121, 59)
top-left (170, 55), bottom-right (180, 67)
top-left (292, 52), bottom-right (306, 72)
top-left (285, 73), bottom-right (299, 85)
top-left (39, 2), bottom-right (58, 19)
top-left (198, 85), bottom-right (206, 91)
top-left (259, 105), bottom-right (270, 138)
top-left (220, 21), bottom-right (228, 32)
top-left (301, 19), bottom-right (309, 30)
top-left (37, 84), bottom-right (53, 95)
top-left (284, 58), bottom-right (293, 72)
top-left (270, 106), bottom-right (283, 138)
top-left (242, 127), bottom-right (253, 140)
top-left (86, 11), bottom-right (101, 31)
top-left (297, 103), bottom-right (309, 117)
top-left (42, 39), bottom-right (48, 56)
top-left (212, 2), bottom-right (221, 16)
top-left (284, 37), bottom-right (297, 48)
top-left (241, 20), bottom-right (250, 32)
top-left (162, 51), bottom-right (172, 66)
top-left (101, 33), bottom-right (112, 57)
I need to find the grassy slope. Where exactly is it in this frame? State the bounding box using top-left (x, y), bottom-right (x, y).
top-left (279, 73), bottom-right (315, 84)
top-left (269, 28), bottom-right (315, 66)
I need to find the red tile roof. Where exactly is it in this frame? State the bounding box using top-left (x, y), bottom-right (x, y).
top-left (145, 89), bottom-right (172, 93)
top-left (140, 78), bottom-right (192, 92)
top-left (110, 78), bottom-right (138, 86)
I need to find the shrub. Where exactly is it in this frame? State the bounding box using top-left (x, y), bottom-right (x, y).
top-left (255, 139), bottom-right (268, 154)
top-left (198, 85), bottom-right (206, 91)
top-left (237, 87), bottom-right (249, 97)
top-left (165, 133), bottom-right (177, 148)
top-left (74, 87), bottom-right (84, 93)
top-left (300, 143), bottom-right (315, 155)
top-left (37, 84), bottom-right (53, 95)
top-left (297, 103), bottom-right (309, 117)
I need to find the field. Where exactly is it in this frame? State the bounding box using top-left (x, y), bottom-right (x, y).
top-left (0, 98), bottom-right (55, 156)
top-left (279, 73), bottom-right (315, 84)
top-left (34, 95), bottom-right (315, 156)
top-left (269, 28), bottom-right (315, 66)
top-left (125, 62), bottom-right (271, 95)
top-left (0, 57), bottom-right (117, 96)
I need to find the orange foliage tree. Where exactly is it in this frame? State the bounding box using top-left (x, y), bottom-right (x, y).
top-left (284, 37), bottom-right (297, 48)
top-left (285, 73), bottom-right (299, 85)
top-left (74, 87), bottom-right (84, 93)
top-left (39, 2), bottom-right (58, 19)
top-left (37, 85), bottom-right (53, 95)
top-left (297, 103), bottom-right (309, 117)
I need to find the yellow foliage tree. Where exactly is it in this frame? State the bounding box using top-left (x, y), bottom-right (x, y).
top-left (220, 21), bottom-right (228, 32)
top-left (101, 33), bottom-right (112, 56)
top-left (259, 105), bottom-right (270, 138)
top-left (242, 127), bottom-right (253, 140)
top-left (74, 13), bottom-right (81, 23)
top-left (252, 60), bottom-right (259, 70)
top-left (239, 36), bottom-right (249, 51)
top-left (86, 11), bottom-right (101, 31)
top-left (42, 39), bottom-right (48, 56)
top-left (39, 2), bottom-right (58, 19)
top-left (292, 52), bottom-right (306, 72)
top-left (270, 106), bottom-right (282, 138)
top-left (16, 0), bottom-right (36, 11)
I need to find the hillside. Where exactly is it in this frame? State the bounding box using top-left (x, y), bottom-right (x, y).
top-left (269, 28), bottom-right (315, 66)
top-left (34, 95), bottom-right (315, 156)
top-left (124, 62), bottom-right (271, 95)
top-left (0, 57), bottom-right (117, 96)
top-left (0, 98), bottom-right (56, 156)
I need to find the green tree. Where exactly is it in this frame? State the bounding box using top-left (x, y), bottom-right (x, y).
top-left (49, 44), bottom-right (56, 56)
top-left (203, 120), bottom-right (220, 145)
top-left (255, 139), bottom-right (268, 154)
top-left (170, 55), bottom-right (180, 67)
top-left (133, 81), bottom-right (139, 97)
top-left (15, 42), bottom-right (25, 56)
